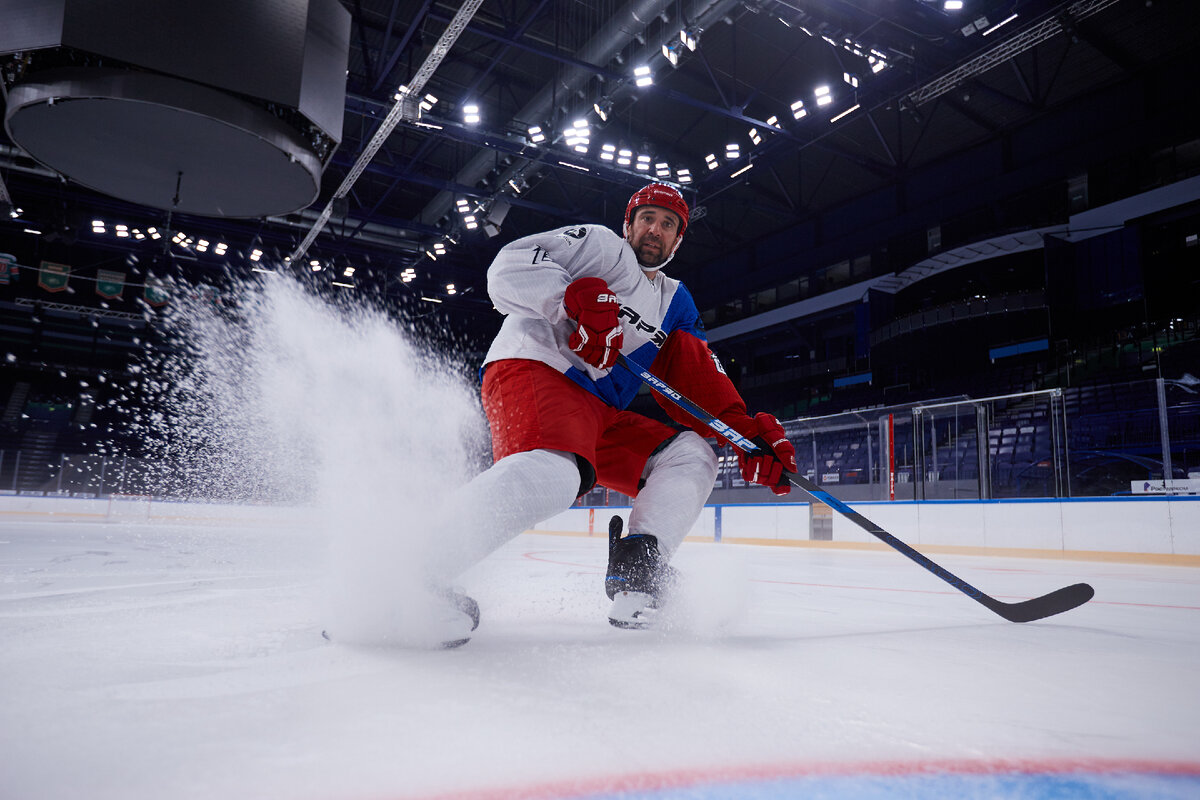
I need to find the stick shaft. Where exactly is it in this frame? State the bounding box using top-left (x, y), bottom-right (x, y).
top-left (615, 355), bottom-right (1093, 622)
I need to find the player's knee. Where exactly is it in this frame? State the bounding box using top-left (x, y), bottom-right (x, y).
top-left (538, 449), bottom-right (589, 502)
top-left (656, 431), bottom-right (718, 484)
top-left (504, 449), bottom-right (583, 506)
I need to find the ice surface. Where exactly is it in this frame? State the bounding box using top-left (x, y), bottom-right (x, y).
top-left (5, 278), bottom-right (1194, 798)
top-left (2, 520), bottom-right (1197, 800)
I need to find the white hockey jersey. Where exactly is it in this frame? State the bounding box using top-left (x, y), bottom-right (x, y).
top-left (484, 223), bottom-right (707, 409)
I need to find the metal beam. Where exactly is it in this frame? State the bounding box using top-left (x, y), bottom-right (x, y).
top-left (370, 0), bottom-right (436, 93)
top-left (291, 0), bottom-right (487, 263)
top-left (906, 0), bottom-right (1122, 107)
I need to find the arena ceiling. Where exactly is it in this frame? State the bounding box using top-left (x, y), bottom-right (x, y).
top-left (1, 0), bottom-right (1197, 346)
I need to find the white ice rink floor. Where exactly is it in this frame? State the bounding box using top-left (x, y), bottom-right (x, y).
top-left (2, 517), bottom-right (1198, 800)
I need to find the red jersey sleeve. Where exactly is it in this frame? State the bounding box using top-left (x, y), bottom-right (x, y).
top-left (649, 330), bottom-right (750, 442)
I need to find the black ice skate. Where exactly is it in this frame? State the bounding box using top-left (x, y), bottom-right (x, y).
top-left (438, 589), bottom-right (481, 649)
top-left (605, 515), bottom-right (677, 630)
top-left (320, 588), bottom-right (479, 649)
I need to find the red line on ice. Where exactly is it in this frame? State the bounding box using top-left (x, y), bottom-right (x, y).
top-left (407, 757), bottom-right (1200, 800)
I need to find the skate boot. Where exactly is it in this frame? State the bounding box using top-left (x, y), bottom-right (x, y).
top-left (605, 515), bottom-right (678, 629)
top-left (436, 588), bottom-right (481, 649)
top-left (321, 588), bottom-right (479, 649)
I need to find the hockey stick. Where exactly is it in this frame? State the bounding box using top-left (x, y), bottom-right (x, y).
top-left (616, 355), bottom-right (1094, 623)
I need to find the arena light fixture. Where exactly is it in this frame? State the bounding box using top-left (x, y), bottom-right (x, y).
top-left (830, 104), bottom-right (860, 123)
top-left (564, 119), bottom-right (590, 153)
top-left (527, 125), bottom-right (545, 144)
top-left (462, 103), bottom-right (480, 124)
top-left (636, 154), bottom-right (651, 171)
top-left (748, 128), bottom-right (762, 145)
top-left (634, 65), bottom-right (653, 87)
top-left (725, 143), bottom-right (740, 160)
top-left (983, 13), bottom-right (1018, 35)
top-left (791, 100), bottom-right (807, 119)
top-left (705, 153), bottom-right (719, 171)
top-left (815, 85), bottom-right (833, 106)
top-left (677, 168), bottom-right (692, 183)
top-left (556, 160), bottom-right (591, 173)
top-left (601, 143), bottom-right (616, 161)
top-left (655, 162), bottom-right (671, 177)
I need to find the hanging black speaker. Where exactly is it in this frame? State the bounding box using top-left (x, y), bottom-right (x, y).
top-left (0, 0), bottom-right (350, 218)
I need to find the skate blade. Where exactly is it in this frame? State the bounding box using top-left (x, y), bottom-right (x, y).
top-left (321, 629), bottom-right (473, 649)
top-left (320, 603), bottom-right (476, 650)
top-left (608, 591), bottom-right (656, 630)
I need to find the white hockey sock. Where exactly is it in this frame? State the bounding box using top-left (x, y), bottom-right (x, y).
top-left (430, 448), bottom-right (581, 580)
top-left (627, 431), bottom-right (719, 558)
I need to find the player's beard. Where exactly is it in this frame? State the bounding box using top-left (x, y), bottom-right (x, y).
top-left (632, 235), bottom-right (670, 269)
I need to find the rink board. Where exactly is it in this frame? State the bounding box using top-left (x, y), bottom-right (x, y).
top-left (3, 494), bottom-right (1198, 562)
top-left (537, 496), bottom-right (1200, 562)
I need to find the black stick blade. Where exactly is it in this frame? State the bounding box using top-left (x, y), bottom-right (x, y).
top-left (982, 583), bottom-right (1095, 623)
top-left (613, 356), bottom-right (1098, 626)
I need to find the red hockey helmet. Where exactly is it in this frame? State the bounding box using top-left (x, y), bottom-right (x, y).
top-left (624, 183), bottom-right (688, 238)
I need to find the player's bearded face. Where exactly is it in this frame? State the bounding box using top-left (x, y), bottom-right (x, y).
top-left (626, 207), bottom-right (682, 269)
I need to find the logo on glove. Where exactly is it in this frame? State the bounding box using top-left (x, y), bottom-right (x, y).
top-left (564, 277), bottom-right (624, 370)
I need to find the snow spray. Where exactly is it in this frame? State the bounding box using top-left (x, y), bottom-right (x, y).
top-left (127, 276), bottom-right (490, 644)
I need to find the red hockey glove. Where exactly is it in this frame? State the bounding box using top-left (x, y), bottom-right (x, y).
top-left (563, 277), bottom-right (623, 370)
top-left (731, 412), bottom-right (797, 495)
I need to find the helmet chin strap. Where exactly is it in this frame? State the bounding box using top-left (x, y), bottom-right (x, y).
top-left (625, 222), bottom-right (683, 273)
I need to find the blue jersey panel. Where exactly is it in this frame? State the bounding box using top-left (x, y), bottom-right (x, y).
top-left (565, 341), bottom-right (661, 409)
top-left (660, 282), bottom-right (705, 341)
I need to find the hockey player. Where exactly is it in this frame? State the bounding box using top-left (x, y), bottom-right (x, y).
top-left (429, 183), bottom-right (796, 642)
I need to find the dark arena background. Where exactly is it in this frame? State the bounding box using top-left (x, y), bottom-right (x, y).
top-left (1, 2), bottom-right (1198, 799)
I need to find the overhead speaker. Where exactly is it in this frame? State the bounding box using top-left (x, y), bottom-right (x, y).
top-left (0, 0), bottom-right (350, 218)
